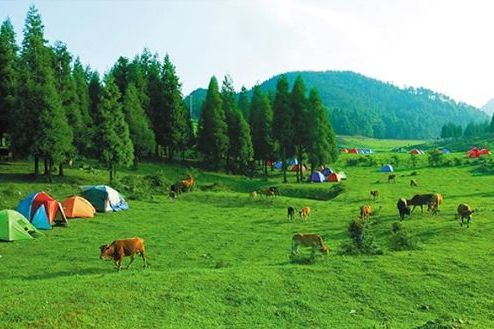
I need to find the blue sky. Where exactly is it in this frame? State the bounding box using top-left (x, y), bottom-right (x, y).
top-left (2, 0), bottom-right (493, 107)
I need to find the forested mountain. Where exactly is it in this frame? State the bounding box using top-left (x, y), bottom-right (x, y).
top-left (481, 98), bottom-right (494, 116)
top-left (186, 71), bottom-right (487, 139)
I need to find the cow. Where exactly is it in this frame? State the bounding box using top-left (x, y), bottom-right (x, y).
top-left (99, 237), bottom-right (147, 271)
top-left (407, 194), bottom-right (436, 213)
top-left (388, 174), bottom-right (396, 183)
top-left (258, 189), bottom-right (275, 197)
top-left (360, 205), bottom-right (372, 220)
top-left (180, 175), bottom-right (195, 192)
top-left (370, 190), bottom-right (379, 201)
top-left (410, 179), bottom-right (418, 187)
top-left (268, 186), bottom-right (280, 197)
top-left (429, 193), bottom-right (443, 214)
top-left (457, 203), bottom-right (474, 227)
top-left (299, 207), bottom-right (311, 221)
top-left (291, 233), bottom-right (329, 255)
top-left (170, 182), bottom-right (183, 195)
top-left (397, 198), bottom-right (411, 220)
top-left (287, 206), bottom-right (295, 221)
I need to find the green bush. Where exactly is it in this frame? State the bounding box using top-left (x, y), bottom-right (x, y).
top-left (389, 221), bottom-right (418, 251)
top-left (339, 218), bottom-right (382, 255)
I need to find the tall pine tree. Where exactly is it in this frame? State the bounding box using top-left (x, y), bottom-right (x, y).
top-left (73, 57), bottom-right (93, 156)
top-left (306, 88), bottom-right (337, 173)
top-left (249, 85), bottom-right (274, 175)
top-left (0, 18), bottom-right (18, 145)
top-left (238, 85), bottom-right (250, 120)
top-left (272, 75), bottom-right (294, 183)
top-left (96, 76), bottom-right (134, 182)
top-left (122, 83), bottom-right (155, 168)
top-left (197, 76), bottom-right (228, 168)
top-left (291, 76), bottom-right (309, 183)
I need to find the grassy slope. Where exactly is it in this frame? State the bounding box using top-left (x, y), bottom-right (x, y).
top-left (1, 154), bottom-right (493, 328)
top-left (337, 135), bottom-right (426, 152)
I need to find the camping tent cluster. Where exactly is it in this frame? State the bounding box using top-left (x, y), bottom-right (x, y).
top-left (467, 147), bottom-right (490, 158)
top-left (1, 185), bottom-right (128, 241)
top-left (343, 148), bottom-right (373, 154)
top-left (272, 159), bottom-right (301, 170)
top-left (308, 168), bottom-right (347, 183)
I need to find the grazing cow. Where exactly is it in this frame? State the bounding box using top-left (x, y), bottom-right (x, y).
top-left (388, 174), bottom-right (396, 183)
top-left (180, 175), bottom-right (195, 192)
top-left (268, 186), bottom-right (280, 197)
top-left (407, 194), bottom-right (435, 213)
top-left (370, 190), bottom-right (379, 201)
top-left (397, 198), bottom-right (411, 220)
top-left (287, 206), bottom-right (295, 221)
top-left (360, 205), bottom-right (372, 220)
top-left (291, 233), bottom-right (329, 255)
top-left (299, 207), bottom-right (311, 220)
top-left (249, 191), bottom-right (257, 199)
top-left (410, 179), bottom-right (418, 187)
top-left (258, 189), bottom-right (275, 197)
top-left (428, 193), bottom-right (443, 214)
top-left (457, 203), bottom-right (474, 227)
top-left (99, 237), bottom-right (147, 271)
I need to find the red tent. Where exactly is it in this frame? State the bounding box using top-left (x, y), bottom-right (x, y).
top-left (479, 149), bottom-right (490, 155)
top-left (468, 148), bottom-right (480, 158)
top-left (30, 192), bottom-right (67, 224)
top-left (290, 164), bottom-right (307, 172)
top-left (348, 148), bottom-right (358, 154)
top-left (327, 173), bottom-right (342, 182)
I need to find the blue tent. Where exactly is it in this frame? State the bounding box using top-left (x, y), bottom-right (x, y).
top-left (288, 158), bottom-right (298, 166)
top-left (16, 192), bottom-right (37, 219)
top-left (273, 161), bottom-right (283, 169)
top-left (321, 167), bottom-right (334, 176)
top-left (309, 172), bottom-right (326, 183)
top-left (442, 148), bottom-right (451, 154)
top-left (380, 164), bottom-right (394, 172)
top-left (31, 205), bottom-right (51, 230)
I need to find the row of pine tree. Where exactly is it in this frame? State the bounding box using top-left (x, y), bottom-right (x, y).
top-left (0, 6), bottom-right (338, 183)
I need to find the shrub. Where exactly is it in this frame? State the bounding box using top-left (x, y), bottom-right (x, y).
top-left (339, 218), bottom-right (382, 255)
top-left (453, 158), bottom-right (463, 167)
top-left (389, 221), bottom-right (418, 251)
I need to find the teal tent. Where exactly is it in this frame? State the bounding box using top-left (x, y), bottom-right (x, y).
top-left (81, 185), bottom-right (128, 212)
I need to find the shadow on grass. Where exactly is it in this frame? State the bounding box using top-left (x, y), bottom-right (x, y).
top-left (19, 267), bottom-right (110, 281)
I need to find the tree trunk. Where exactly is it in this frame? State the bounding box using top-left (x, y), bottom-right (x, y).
top-left (44, 158), bottom-right (48, 176)
top-left (58, 163), bottom-right (64, 177)
top-left (264, 160), bottom-right (268, 176)
top-left (48, 159), bottom-right (53, 183)
top-left (282, 147), bottom-right (287, 183)
top-left (109, 163), bottom-right (114, 183)
top-left (34, 155), bottom-right (39, 176)
top-left (298, 146), bottom-right (304, 183)
top-left (133, 157), bottom-right (139, 169)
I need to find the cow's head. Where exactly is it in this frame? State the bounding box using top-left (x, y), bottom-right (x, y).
top-left (404, 206), bottom-right (411, 215)
top-left (320, 245), bottom-right (329, 254)
top-left (99, 244), bottom-right (114, 260)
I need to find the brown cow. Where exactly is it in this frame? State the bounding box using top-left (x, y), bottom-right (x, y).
top-left (100, 237), bottom-right (147, 271)
top-left (180, 175), bottom-right (195, 192)
top-left (299, 207), bottom-right (311, 220)
top-left (360, 205), bottom-right (372, 220)
top-left (407, 194), bottom-right (435, 213)
top-left (370, 190), bottom-right (379, 201)
top-left (258, 189), bottom-right (275, 197)
top-left (291, 233), bottom-right (329, 255)
top-left (457, 203), bottom-right (474, 227)
top-left (429, 193), bottom-right (443, 214)
top-left (410, 179), bottom-right (418, 187)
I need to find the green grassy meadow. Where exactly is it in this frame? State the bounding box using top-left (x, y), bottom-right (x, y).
top-left (1, 150), bottom-right (494, 328)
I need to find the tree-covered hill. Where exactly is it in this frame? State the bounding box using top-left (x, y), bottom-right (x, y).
top-left (481, 98), bottom-right (494, 116)
top-left (186, 71), bottom-right (487, 139)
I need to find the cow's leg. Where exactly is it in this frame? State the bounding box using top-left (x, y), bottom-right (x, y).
top-left (411, 205), bottom-right (416, 213)
top-left (141, 251), bottom-right (147, 268)
top-left (116, 259), bottom-right (122, 271)
top-left (127, 255), bottom-right (135, 269)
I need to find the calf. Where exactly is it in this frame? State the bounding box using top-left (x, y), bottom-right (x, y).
top-left (287, 206), bottom-right (295, 221)
top-left (291, 233), bottom-right (329, 255)
top-left (388, 174), bottom-right (396, 183)
top-left (299, 207), bottom-right (311, 221)
top-left (410, 179), bottom-right (418, 187)
top-left (360, 205), bottom-right (372, 220)
top-left (397, 198), bottom-right (411, 220)
top-left (457, 203), bottom-right (474, 227)
top-left (100, 237), bottom-right (147, 271)
top-left (370, 190), bottom-right (379, 201)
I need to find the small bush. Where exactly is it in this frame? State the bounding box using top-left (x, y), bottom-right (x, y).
top-left (389, 221), bottom-right (418, 251)
top-left (339, 218), bottom-right (382, 255)
top-left (453, 158), bottom-right (463, 167)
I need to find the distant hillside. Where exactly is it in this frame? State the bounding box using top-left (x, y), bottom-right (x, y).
top-left (185, 71), bottom-right (488, 139)
top-left (184, 88), bottom-right (207, 120)
top-left (481, 98), bottom-right (494, 116)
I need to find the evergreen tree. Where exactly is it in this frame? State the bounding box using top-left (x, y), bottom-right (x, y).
top-left (222, 76), bottom-right (253, 173)
top-left (0, 18), bottom-right (18, 143)
top-left (18, 6), bottom-right (73, 179)
top-left (122, 83), bottom-right (155, 168)
top-left (96, 76), bottom-right (134, 182)
top-left (146, 54), bottom-right (164, 156)
top-left (128, 56), bottom-right (150, 113)
top-left (197, 76), bottom-right (228, 167)
top-left (110, 56), bottom-right (129, 99)
top-left (249, 85), bottom-right (274, 175)
top-left (161, 54), bottom-right (187, 159)
top-left (88, 70), bottom-right (101, 122)
top-left (306, 88), bottom-right (337, 172)
top-left (73, 57), bottom-right (93, 155)
top-left (272, 75), bottom-right (294, 183)
top-left (490, 113), bottom-right (494, 133)
top-left (238, 85), bottom-right (250, 119)
top-left (291, 76), bottom-right (309, 183)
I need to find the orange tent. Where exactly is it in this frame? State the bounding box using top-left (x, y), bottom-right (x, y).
top-left (340, 148), bottom-right (348, 153)
top-left (61, 196), bottom-right (96, 218)
top-left (327, 173), bottom-right (342, 182)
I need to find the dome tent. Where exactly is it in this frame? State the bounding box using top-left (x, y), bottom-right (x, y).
top-left (309, 172), bottom-right (326, 183)
top-left (328, 173), bottom-right (342, 182)
top-left (321, 167), bottom-right (334, 176)
top-left (81, 185), bottom-right (128, 212)
top-left (16, 191), bottom-right (67, 229)
top-left (0, 210), bottom-right (42, 241)
top-left (380, 164), bottom-right (394, 172)
top-left (61, 196), bottom-right (96, 218)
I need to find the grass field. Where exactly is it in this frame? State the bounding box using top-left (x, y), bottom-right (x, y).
top-left (337, 135), bottom-right (426, 152)
top-left (1, 151), bottom-right (494, 328)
